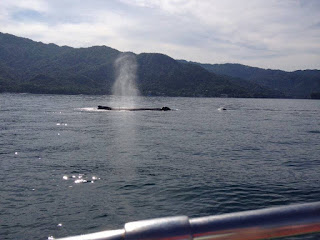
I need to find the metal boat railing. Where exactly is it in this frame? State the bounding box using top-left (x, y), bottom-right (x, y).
top-left (54, 201), bottom-right (320, 240)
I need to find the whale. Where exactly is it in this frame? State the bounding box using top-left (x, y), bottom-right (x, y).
top-left (98, 106), bottom-right (171, 111)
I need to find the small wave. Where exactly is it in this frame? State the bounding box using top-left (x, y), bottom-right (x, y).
top-left (307, 130), bottom-right (320, 134)
top-left (246, 108), bottom-right (281, 112)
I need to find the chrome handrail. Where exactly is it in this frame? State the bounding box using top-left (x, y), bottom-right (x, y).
top-left (53, 201), bottom-right (320, 240)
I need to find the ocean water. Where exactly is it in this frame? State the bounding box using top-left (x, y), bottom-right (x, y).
top-left (0, 93), bottom-right (319, 240)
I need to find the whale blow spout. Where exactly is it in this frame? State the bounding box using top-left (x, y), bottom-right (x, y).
top-left (112, 53), bottom-right (139, 97)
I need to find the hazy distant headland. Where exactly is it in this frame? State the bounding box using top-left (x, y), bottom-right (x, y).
top-left (0, 32), bottom-right (319, 99)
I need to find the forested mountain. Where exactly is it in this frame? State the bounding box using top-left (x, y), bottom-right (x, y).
top-left (181, 61), bottom-right (320, 98)
top-left (0, 32), bottom-right (120, 94)
top-left (0, 32), bottom-right (292, 98)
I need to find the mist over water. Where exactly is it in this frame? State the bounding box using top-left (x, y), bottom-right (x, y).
top-left (112, 53), bottom-right (140, 97)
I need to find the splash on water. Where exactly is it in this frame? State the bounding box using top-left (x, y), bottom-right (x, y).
top-left (78, 107), bottom-right (101, 112)
top-left (56, 123), bottom-right (68, 126)
top-left (218, 107), bottom-right (227, 111)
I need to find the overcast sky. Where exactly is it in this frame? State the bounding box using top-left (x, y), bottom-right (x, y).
top-left (1, 0), bottom-right (319, 71)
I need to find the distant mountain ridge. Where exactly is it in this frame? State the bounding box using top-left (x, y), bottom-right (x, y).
top-left (0, 32), bottom-right (317, 98)
top-left (179, 60), bottom-right (320, 98)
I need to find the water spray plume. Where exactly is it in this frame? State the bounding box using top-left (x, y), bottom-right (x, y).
top-left (112, 53), bottom-right (140, 97)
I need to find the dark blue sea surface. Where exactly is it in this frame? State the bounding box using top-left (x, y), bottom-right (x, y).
top-left (1, 93), bottom-right (320, 240)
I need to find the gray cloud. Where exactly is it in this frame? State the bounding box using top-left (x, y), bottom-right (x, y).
top-left (0, 0), bottom-right (319, 70)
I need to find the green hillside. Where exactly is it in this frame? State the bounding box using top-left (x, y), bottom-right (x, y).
top-left (185, 62), bottom-right (320, 98)
top-left (0, 32), bottom-right (283, 98)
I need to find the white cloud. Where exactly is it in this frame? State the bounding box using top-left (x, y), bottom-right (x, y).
top-left (0, 0), bottom-right (319, 70)
top-left (0, 0), bottom-right (48, 12)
